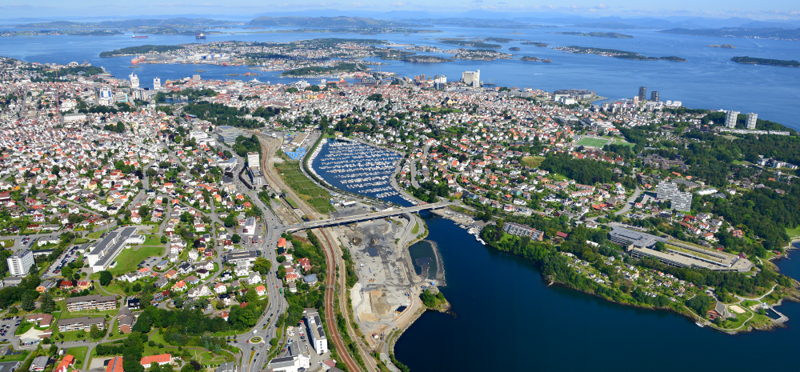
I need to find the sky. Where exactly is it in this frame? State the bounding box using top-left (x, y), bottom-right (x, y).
top-left (1, 0), bottom-right (799, 20)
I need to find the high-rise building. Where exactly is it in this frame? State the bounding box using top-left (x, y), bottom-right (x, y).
top-left (192, 74), bottom-right (201, 81)
top-left (247, 152), bottom-right (260, 169)
top-left (129, 73), bottom-right (139, 88)
top-left (8, 249), bottom-right (34, 277)
top-left (638, 86), bottom-right (647, 101)
top-left (725, 110), bottom-right (740, 128)
top-left (650, 91), bottom-right (660, 102)
top-left (462, 70), bottom-right (480, 87)
top-left (153, 77), bottom-right (161, 90)
top-left (746, 113), bottom-right (758, 129)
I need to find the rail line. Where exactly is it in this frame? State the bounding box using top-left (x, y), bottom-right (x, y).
top-left (258, 137), bottom-right (363, 372)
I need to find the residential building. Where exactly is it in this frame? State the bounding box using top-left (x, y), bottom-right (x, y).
top-left (304, 308), bottom-right (328, 355)
top-left (247, 152), bottom-right (260, 169)
top-left (8, 249), bottom-right (34, 277)
top-left (650, 91), bottom-right (660, 102)
top-left (656, 181), bottom-right (692, 212)
top-left (65, 294), bottom-right (117, 312)
top-left (140, 355), bottom-right (172, 368)
top-left (746, 113), bottom-right (758, 129)
top-left (725, 110), bottom-right (739, 128)
top-left (57, 316), bottom-right (105, 332)
top-left (222, 251), bottom-right (258, 266)
top-left (54, 355), bottom-right (74, 372)
top-left (502, 222), bottom-right (544, 241)
top-left (638, 86), bottom-right (647, 101)
top-left (105, 357), bottom-right (124, 372)
top-left (30, 356), bottom-right (49, 372)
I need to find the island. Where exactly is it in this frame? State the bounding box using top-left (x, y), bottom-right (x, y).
top-left (708, 44), bottom-right (737, 49)
top-left (554, 31), bottom-right (634, 38)
top-left (521, 41), bottom-right (549, 47)
top-left (509, 47), bottom-right (521, 51)
top-left (397, 56), bottom-right (453, 63)
top-left (553, 46), bottom-right (686, 61)
top-left (437, 38), bottom-right (502, 49)
top-left (660, 27), bottom-right (800, 41)
top-left (446, 48), bottom-right (512, 61)
top-left (484, 37), bottom-right (514, 43)
top-left (281, 62), bottom-right (366, 76)
top-left (0, 29), bottom-right (122, 37)
top-left (249, 16), bottom-right (419, 27)
top-left (731, 56), bottom-right (800, 67)
top-left (520, 56), bottom-right (540, 61)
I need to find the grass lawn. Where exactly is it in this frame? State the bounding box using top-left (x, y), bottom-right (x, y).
top-left (520, 156), bottom-right (546, 168)
top-left (103, 283), bottom-right (128, 296)
top-left (14, 320), bottom-right (34, 335)
top-left (786, 226), bottom-right (800, 239)
top-left (66, 347), bottom-right (89, 369)
top-left (73, 238), bottom-right (89, 244)
top-left (0, 350), bottom-right (29, 362)
top-left (1, 240), bottom-right (14, 248)
top-left (142, 235), bottom-right (162, 246)
top-left (108, 246), bottom-right (165, 276)
top-left (576, 137), bottom-right (610, 148)
top-left (60, 304), bottom-right (118, 319)
top-left (86, 230), bottom-right (107, 240)
top-left (275, 161), bottom-right (335, 214)
top-left (411, 221), bottom-right (419, 235)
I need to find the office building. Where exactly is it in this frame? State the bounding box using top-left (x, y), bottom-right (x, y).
top-left (638, 86), bottom-right (647, 101)
top-left (609, 226), bottom-right (660, 249)
top-left (462, 70), bottom-right (480, 87)
top-left (65, 294), bottom-right (117, 312)
top-left (216, 125), bottom-right (241, 145)
top-left (304, 308), bottom-right (328, 355)
top-left (650, 91), bottom-right (660, 102)
top-left (7, 249), bottom-right (34, 277)
top-left (725, 110), bottom-right (740, 128)
top-left (153, 77), bottom-right (161, 90)
top-left (656, 181), bottom-right (693, 212)
top-left (87, 227), bottom-right (139, 271)
top-left (129, 73), bottom-right (139, 88)
top-left (222, 250), bottom-right (258, 266)
top-left (746, 113), bottom-right (758, 129)
top-left (247, 152), bottom-right (260, 169)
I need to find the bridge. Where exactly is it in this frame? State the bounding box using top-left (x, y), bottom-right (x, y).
top-left (284, 202), bottom-right (450, 232)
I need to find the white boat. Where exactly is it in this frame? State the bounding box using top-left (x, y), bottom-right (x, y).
top-left (695, 321), bottom-right (704, 328)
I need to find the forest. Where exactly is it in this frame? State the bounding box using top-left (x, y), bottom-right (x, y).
top-left (182, 102), bottom-right (264, 128)
top-left (540, 154), bottom-right (614, 185)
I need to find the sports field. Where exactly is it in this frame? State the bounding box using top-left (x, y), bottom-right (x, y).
top-left (576, 137), bottom-right (610, 148)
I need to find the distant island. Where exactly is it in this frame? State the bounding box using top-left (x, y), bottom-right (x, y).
top-left (521, 41), bottom-right (549, 47)
top-left (1, 30), bottom-right (122, 37)
top-left (731, 56), bottom-right (800, 67)
top-left (249, 16), bottom-right (418, 28)
top-left (554, 31), bottom-right (634, 38)
top-left (437, 38), bottom-right (502, 49)
top-left (520, 56), bottom-right (539, 61)
top-left (281, 62), bottom-right (366, 76)
top-left (397, 56), bottom-right (452, 63)
top-left (659, 27), bottom-right (800, 41)
top-left (569, 22), bottom-right (649, 29)
top-left (708, 44), bottom-right (737, 49)
top-left (13, 18), bottom-right (240, 29)
top-left (509, 47), bottom-right (521, 51)
top-left (553, 46), bottom-right (686, 62)
top-left (269, 28), bottom-right (440, 35)
top-left (484, 37), bottom-right (514, 43)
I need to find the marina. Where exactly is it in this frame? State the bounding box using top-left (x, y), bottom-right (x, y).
top-left (311, 138), bottom-right (405, 203)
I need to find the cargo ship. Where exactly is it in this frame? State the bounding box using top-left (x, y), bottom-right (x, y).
top-left (132, 34), bottom-right (148, 39)
top-left (195, 32), bottom-right (206, 40)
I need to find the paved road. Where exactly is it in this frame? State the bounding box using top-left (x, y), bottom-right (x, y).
top-left (284, 202), bottom-right (450, 232)
top-left (614, 186), bottom-right (642, 217)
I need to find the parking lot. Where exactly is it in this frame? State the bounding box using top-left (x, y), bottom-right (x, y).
top-left (0, 316), bottom-right (22, 344)
top-left (43, 243), bottom-right (88, 278)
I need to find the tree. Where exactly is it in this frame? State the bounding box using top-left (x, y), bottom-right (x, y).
top-left (8, 306), bottom-right (18, 314)
top-left (132, 283), bottom-right (142, 292)
top-left (231, 234), bottom-right (241, 244)
top-left (40, 292), bottom-right (56, 313)
top-left (21, 293), bottom-right (35, 312)
top-left (161, 235), bottom-right (168, 244)
top-left (99, 271), bottom-right (113, 286)
top-left (253, 257), bottom-right (272, 275)
top-left (277, 266), bottom-right (286, 279)
top-left (655, 241), bottom-right (667, 252)
top-left (90, 324), bottom-right (105, 339)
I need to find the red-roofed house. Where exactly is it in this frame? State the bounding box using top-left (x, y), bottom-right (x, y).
top-left (55, 355), bottom-right (75, 372)
top-left (105, 356), bottom-right (124, 372)
top-left (140, 354), bottom-right (172, 368)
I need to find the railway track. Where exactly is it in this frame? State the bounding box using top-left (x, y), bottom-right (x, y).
top-left (259, 136), bottom-right (364, 372)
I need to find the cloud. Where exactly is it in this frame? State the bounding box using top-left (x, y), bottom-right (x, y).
top-left (473, 0), bottom-right (483, 3)
top-left (391, 1), bottom-right (406, 6)
top-left (352, 2), bottom-right (364, 6)
top-left (596, 3), bottom-right (609, 9)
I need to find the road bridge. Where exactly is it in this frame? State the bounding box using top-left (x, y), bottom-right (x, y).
top-left (284, 202), bottom-right (450, 232)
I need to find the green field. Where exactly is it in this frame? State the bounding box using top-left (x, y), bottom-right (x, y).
top-left (67, 347), bottom-right (89, 369)
top-left (786, 225), bottom-right (800, 239)
top-left (521, 156), bottom-right (546, 168)
top-left (109, 245), bottom-right (165, 276)
top-left (411, 221), bottom-right (419, 235)
top-left (275, 160), bottom-right (335, 214)
top-left (576, 137), bottom-right (610, 148)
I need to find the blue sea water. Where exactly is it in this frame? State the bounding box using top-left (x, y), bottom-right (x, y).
top-left (393, 214), bottom-right (800, 372)
top-left (1, 26), bottom-right (799, 129)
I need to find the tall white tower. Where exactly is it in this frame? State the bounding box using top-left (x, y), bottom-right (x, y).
top-left (746, 113), bottom-right (758, 129)
top-left (153, 77), bottom-right (161, 90)
top-left (129, 73), bottom-right (139, 88)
